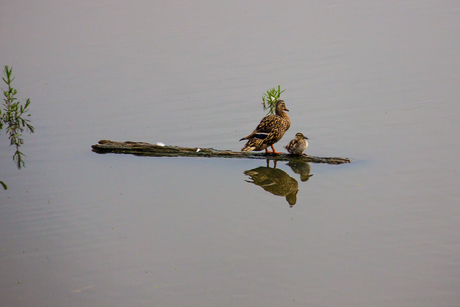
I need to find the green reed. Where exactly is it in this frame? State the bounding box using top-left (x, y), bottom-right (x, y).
top-left (262, 85), bottom-right (285, 115)
top-left (1, 65), bottom-right (34, 177)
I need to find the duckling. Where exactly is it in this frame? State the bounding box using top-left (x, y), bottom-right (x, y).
top-left (285, 132), bottom-right (308, 155)
top-left (240, 100), bottom-right (291, 153)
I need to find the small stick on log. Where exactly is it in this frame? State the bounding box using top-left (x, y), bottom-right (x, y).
top-left (91, 140), bottom-right (351, 165)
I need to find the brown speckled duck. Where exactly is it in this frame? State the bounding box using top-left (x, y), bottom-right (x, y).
top-left (285, 132), bottom-right (309, 155)
top-left (240, 100), bottom-right (291, 153)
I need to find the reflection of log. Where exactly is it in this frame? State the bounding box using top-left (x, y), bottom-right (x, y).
top-left (91, 140), bottom-right (351, 165)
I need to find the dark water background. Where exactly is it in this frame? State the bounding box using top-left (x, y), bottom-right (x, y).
top-left (1, 1), bottom-right (460, 306)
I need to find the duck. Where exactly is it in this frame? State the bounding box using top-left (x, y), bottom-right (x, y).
top-left (285, 132), bottom-right (308, 155)
top-left (240, 100), bottom-right (291, 153)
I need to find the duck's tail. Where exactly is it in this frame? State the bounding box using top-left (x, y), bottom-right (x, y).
top-left (241, 145), bottom-right (255, 152)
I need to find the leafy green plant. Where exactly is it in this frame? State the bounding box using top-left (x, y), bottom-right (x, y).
top-left (1, 65), bottom-right (34, 173)
top-left (262, 85), bottom-right (285, 115)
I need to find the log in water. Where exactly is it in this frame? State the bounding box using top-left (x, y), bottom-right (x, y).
top-left (91, 140), bottom-right (351, 165)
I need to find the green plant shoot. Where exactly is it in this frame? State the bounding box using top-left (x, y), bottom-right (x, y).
top-left (262, 85), bottom-right (285, 115)
top-left (1, 65), bottom-right (34, 171)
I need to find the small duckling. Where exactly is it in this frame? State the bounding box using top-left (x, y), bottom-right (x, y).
top-left (285, 132), bottom-right (309, 155)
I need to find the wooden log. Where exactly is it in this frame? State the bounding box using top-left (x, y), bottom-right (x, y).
top-left (91, 140), bottom-right (351, 165)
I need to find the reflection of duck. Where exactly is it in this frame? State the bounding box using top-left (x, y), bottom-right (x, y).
top-left (244, 166), bottom-right (298, 207)
top-left (240, 100), bottom-right (291, 154)
top-left (285, 132), bottom-right (308, 155)
top-left (287, 158), bottom-right (313, 182)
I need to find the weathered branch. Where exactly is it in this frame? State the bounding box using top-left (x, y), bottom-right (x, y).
top-left (91, 140), bottom-right (351, 164)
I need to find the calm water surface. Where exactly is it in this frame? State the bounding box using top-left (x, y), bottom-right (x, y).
top-left (1, 1), bottom-right (460, 306)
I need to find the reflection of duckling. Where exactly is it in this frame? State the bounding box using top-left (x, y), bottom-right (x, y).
top-left (285, 132), bottom-right (308, 155)
top-left (244, 166), bottom-right (298, 207)
top-left (287, 158), bottom-right (313, 182)
top-left (240, 100), bottom-right (291, 154)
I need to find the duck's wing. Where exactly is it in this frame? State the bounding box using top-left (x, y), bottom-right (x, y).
top-left (254, 114), bottom-right (283, 133)
top-left (240, 114), bottom-right (282, 141)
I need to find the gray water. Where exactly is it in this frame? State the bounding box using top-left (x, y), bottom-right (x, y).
top-left (1, 1), bottom-right (460, 306)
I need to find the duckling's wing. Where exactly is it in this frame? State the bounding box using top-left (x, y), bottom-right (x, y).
top-left (285, 139), bottom-right (295, 150)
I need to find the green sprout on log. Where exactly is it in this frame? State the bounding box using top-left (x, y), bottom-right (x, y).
top-left (262, 85), bottom-right (285, 115)
top-left (1, 65), bottom-right (34, 176)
